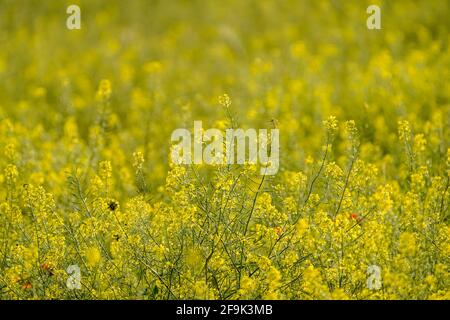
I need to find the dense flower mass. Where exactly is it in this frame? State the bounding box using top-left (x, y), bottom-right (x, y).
top-left (0, 0), bottom-right (449, 299)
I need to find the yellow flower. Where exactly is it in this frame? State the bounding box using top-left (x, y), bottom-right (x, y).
top-left (323, 115), bottom-right (338, 136)
top-left (4, 164), bottom-right (18, 184)
top-left (4, 143), bottom-right (16, 161)
top-left (218, 93), bottom-right (231, 108)
top-left (96, 79), bottom-right (112, 101)
top-left (398, 120), bottom-right (411, 143)
top-left (296, 218), bottom-right (309, 237)
top-left (266, 266), bottom-right (281, 288)
top-left (143, 61), bottom-right (163, 74)
top-left (132, 151), bottom-right (145, 171)
top-left (399, 232), bottom-right (416, 257)
top-left (185, 248), bottom-right (202, 270)
top-left (238, 275), bottom-right (257, 298)
top-left (99, 160), bottom-right (112, 180)
top-left (305, 155), bottom-right (314, 165)
top-left (413, 134), bottom-right (427, 153)
top-left (85, 247), bottom-right (102, 267)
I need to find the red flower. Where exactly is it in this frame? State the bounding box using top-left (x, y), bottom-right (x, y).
top-left (350, 213), bottom-right (363, 223)
top-left (42, 263), bottom-right (54, 276)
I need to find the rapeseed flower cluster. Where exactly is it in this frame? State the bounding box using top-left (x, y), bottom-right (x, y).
top-left (0, 0), bottom-right (448, 300)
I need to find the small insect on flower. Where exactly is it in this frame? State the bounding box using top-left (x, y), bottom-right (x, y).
top-left (108, 199), bottom-right (119, 212)
top-left (22, 281), bottom-right (32, 289)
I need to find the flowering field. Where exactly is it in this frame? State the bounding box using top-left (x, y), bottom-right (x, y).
top-left (0, 0), bottom-right (449, 300)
